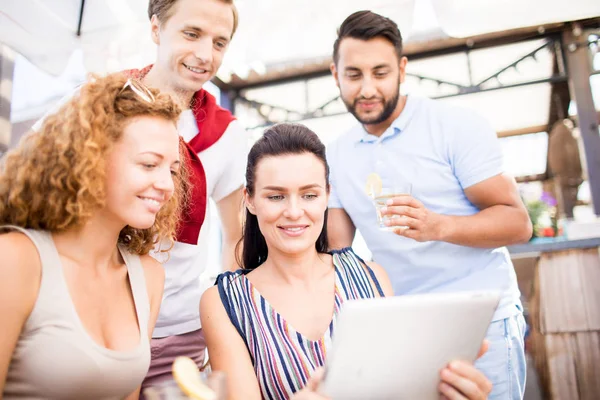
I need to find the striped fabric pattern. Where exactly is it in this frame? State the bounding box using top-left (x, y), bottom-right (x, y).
top-left (217, 247), bottom-right (384, 400)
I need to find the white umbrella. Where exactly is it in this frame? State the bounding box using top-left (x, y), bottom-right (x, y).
top-left (432, 0), bottom-right (600, 38)
top-left (2, 0), bottom-right (599, 81)
top-left (0, 0), bottom-right (155, 76)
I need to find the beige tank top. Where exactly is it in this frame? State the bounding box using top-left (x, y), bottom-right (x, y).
top-left (2, 227), bottom-right (151, 400)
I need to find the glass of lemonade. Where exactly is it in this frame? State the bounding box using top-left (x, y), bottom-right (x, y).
top-left (374, 183), bottom-right (412, 232)
top-left (142, 371), bottom-right (226, 400)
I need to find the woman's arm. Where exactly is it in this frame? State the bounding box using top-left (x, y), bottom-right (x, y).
top-left (200, 286), bottom-right (262, 400)
top-left (201, 285), bottom-right (333, 400)
top-left (365, 261), bottom-right (394, 297)
top-left (124, 254), bottom-right (165, 400)
top-left (0, 233), bottom-right (41, 391)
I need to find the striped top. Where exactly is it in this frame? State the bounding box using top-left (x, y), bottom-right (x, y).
top-left (216, 247), bottom-right (384, 400)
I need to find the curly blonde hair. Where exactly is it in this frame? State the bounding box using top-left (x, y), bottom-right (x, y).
top-left (0, 73), bottom-right (188, 255)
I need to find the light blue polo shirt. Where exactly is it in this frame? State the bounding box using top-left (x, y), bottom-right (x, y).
top-left (327, 95), bottom-right (522, 321)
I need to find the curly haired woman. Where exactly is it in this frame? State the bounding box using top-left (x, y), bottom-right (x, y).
top-left (0, 74), bottom-right (186, 399)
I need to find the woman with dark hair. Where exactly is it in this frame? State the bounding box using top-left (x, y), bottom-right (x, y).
top-left (200, 123), bottom-right (492, 400)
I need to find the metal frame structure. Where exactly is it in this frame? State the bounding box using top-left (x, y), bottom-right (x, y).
top-left (214, 18), bottom-right (600, 215)
top-left (236, 37), bottom-right (570, 129)
top-left (564, 24), bottom-right (600, 214)
top-left (215, 19), bottom-right (597, 90)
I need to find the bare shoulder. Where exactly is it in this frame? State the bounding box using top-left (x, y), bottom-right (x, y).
top-left (0, 231), bottom-right (42, 275)
top-left (199, 279), bottom-right (261, 398)
top-left (0, 231), bottom-right (42, 312)
top-left (365, 261), bottom-right (395, 297)
top-left (0, 231), bottom-right (43, 370)
top-left (201, 284), bottom-right (235, 326)
top-left (139, 254), bottom-right (165, 298)
top-left (139, 254), bottom-right (165, 282)
top-left (200, 285), bottom-right (222, 315)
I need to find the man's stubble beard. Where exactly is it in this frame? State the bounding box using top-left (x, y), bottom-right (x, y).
top-left (342, 80), bottom-right (401, 126)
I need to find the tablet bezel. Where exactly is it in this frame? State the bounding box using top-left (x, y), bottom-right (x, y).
top-left (319, 291), bottom-right (500, 400)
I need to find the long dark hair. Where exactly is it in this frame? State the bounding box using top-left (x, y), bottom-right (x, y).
top-left (237, 123), bottom-right (330, 270)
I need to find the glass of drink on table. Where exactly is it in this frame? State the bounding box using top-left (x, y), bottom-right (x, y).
top-left (366, 172), bottom-right (412, 232)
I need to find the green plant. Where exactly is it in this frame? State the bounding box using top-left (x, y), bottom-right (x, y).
top-left (524, 192), bottom-right (558, 238)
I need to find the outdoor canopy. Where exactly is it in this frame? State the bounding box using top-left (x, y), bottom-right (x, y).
top-left (1, 0), bottom-right (599, 81)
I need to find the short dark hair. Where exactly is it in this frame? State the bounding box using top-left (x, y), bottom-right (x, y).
top-left (147, 0), bottom-right (239, 38)
top-left (333, 10), bottom-right (403, 64)
top-left (238, 123), bottom-right (330, 270)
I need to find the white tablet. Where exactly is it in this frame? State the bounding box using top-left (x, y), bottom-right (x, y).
top-left (319, 291), bottom-right (500, 400)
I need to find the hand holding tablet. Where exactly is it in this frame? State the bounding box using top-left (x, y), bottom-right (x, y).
top-left (319, 291), bottom-right (499, 400)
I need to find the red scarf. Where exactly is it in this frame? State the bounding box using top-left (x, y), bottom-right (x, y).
top-left (125, 65), bottom-right (235, 245)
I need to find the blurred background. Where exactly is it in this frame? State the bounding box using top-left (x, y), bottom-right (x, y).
top-left (1, 1), bottom-right (600, 399)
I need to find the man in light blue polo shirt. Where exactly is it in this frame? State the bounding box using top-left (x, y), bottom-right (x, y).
top-left (326, 11), bottom-right (533, 400)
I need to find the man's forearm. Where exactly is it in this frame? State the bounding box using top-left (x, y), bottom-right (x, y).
top-left (221, 238), bottom-right (241, 271)
top-left (437, 205), bottom-right (532, 248)
top-left (327, 208), bottom-right (357, 250)
top-left (216, 186), bottom-right (244, 272)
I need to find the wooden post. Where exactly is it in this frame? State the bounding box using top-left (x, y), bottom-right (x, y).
top-left (563, 25), bottom-right (600, 215)
top-left (529, 247), bottom-right (600, 399)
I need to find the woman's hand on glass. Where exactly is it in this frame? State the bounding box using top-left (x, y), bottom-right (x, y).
top-left (439, 340), bottom-right (493, 400)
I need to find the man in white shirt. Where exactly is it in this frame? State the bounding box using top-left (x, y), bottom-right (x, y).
top-left (136, 0), bottom-right (246, 391)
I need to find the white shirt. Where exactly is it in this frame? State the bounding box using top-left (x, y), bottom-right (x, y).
top-left (153, 111), bottom-right (247, 337)
top-left (327, 96), bottom-right (521, 322)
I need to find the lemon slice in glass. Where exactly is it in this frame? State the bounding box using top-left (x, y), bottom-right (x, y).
top-left (365, 173), bottom-right (383, 198)
top-left (172, 356), bottom-right (217, 400)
